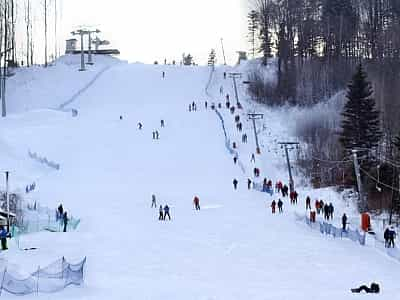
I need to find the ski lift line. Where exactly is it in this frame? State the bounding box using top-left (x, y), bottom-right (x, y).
top-left (378, 157), bottom-right (400, 168)
top-left (359, 167), bottom-right (400, 193)
top-left (309, 155), bottom-right (354, 164)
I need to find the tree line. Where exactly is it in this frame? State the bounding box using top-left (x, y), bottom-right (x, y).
top-left (246, 0), bottom-right (400, 219)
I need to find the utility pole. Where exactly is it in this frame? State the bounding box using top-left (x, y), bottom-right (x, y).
top-left (279, 142), bottom-right (300, 194)
top-left (54, 0), bottom-right (57, 61)
top-left (248, 113), bottom-right (264, 154)
top-left (2, 2), bottom-right (8, 117)
top-left (5, 171), bottom-right (9, 231)
top-left (229, 72), bottom-right (242, 105)
top-left (220, 38), bottom-right (227, 65)
top-left (352, 150), bottom-right (365, 211)
top-left (87, 29), bottom-right (100, 65)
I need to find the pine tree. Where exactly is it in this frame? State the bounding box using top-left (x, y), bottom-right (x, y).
top-left (340, 64), bottom-right (382, 154)
top-left (257, 0), bottom-right (273, 66)
top-left (207, 49), bottom-right (216, 67)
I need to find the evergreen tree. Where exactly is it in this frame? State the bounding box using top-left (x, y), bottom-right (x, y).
top-left (207, 49), bottom-right (216, 67)
top-left (257, 0), bottom-right (273, 65)
top-left (340, 64), bottom-right (382, 154)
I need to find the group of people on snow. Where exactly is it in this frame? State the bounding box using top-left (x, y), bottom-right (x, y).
top-left (189, 101), bottom-right (197, 112)
top-left (384, 226), bottom-right (396, 248)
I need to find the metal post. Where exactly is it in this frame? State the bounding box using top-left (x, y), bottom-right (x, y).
top-left (284, 145), bottom-right (295, 193)
top-left (248, 113), bottom-right (263, 154)
top-left (220, 38), bottom-right (227, 65)
top-left (352, 150), bottom-right (364, 211)
top-left (5, 171), bottom-right (9, 231)
top-left (87, 32), bottom-right (93, 65)
top-left (79, 33), bottom-right (85, 71)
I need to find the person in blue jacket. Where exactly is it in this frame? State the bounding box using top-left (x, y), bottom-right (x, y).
top-left (0, 225), bottom-right (9, 250)
top-left (164, 205), bottom-right (171, 220)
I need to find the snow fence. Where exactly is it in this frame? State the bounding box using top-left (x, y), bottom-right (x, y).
top-left (28, 151), bottom-right (60, 170)
top-left (295, 212), bottom-right (366, 245)
top-left (0, 257), bottom-right (86, 295)
top-left (214, 109), bottom-right (246, 173)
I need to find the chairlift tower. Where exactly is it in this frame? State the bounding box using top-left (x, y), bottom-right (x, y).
top-left (279, 142), bottom-right (300, 193)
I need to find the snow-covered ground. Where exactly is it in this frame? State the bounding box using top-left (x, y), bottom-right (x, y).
top-left (0, 55), bottom-right (399, 299)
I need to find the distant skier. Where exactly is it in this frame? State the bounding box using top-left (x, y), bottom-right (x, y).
top-left (193, 196), bottom-right (200, 210)
top-left (119, 115), bottom-right (123, 120)
top-left (220, 86), bottom-right (224, 95)
top-left (253, 167), bottom-right (260, 177)
top-left (164, 205), bottom-right (171, 220)
top-left (384, 227), bottom-right (390, 247)
top-left (328, 203), bottom-right (334, 219)
top-left (57, 204), bottom-right (64, 221)
top-left (152, 131), bottom-right (156, 139)
top-left (62, 211), bottom-right (68, 232)
top-left (205, 101), bottom-right (208, 109)
top-left (271, 200), bottom-right (276, 214)
top-left (226, 100), bottom-right (230, 109)
top-left (388, 226), bottom-right (396, 248)
top-left (351, 283), bottom-right (380, 294)
top-left (161, 120), bottom-right (165, 127)
top-left (138, 122), bottom-right (143, 130)
top-left (233, 156), bottom-right (238, 164)
top-left (242, 134), bottom-right (247, 143)
top-left (232, 142), bottom-right (237, 149)
top-left (293, 190), bottom-right (298, 204)
top-left (233, 179), bottom-right (238, 190)
top-left (251, 154), bottom-right (256, 163)
top-left (306, 196), bottom-right (311, 210)
top-left (223, 72), bottom-right (227, 79)
top-left (0, 225), bottom-right (8, 250)
top-left (323, 203), bottom-right (329, 220)
top-left (189, 104), bottom-right (192, 112)
top-left (277, 199), bottom-right (283, 213)
top-left (155, 131), bottom-right (160, 139)
top-left (159, 205), bottom-right (164, 220)
top-left (315, 200), bottom-right (320, 214)
top-left (342, 213), bottom-right (347, 231)
top-left (247, 178), bottom-right (252, 190)
top-left (162, 71), bottom-right (165, 78)
top-left (152, 194), bottom-right (157, 208)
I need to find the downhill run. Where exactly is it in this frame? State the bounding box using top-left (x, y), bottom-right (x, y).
top-left (0, 55), bottom-right (398, 299)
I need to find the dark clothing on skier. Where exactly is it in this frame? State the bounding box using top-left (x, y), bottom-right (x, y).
top-left (342, 214), bottom-right (347, 231)
top-left (306, 196), bottom-right (311, 210)
top-left (233, 179), bottom-right (238, 190)
top-left (164, 205), bottom-right (171, 220)
top-left (233, 156), bottom-right (238, 164)
top-left (277, 199), bottom-right (283, 213)
top-left (159, 206), bottom-right (164, 220)
top-left (248, 179), bottom-right (252, 190)
top-left (62, 212), bottom-right (68, 232)
top-left (0, 226), bottom-right (8, 250)
top-left (351, 283), bottom-right (380, 294)
top-left (194, 197), bottom-right (200, 210)
top-left (152, 195), bottom-right (157, 208)
top-left (271, 200), bottom-right (276, 214)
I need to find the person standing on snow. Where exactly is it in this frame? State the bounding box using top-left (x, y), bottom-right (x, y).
top-left (155, 131), bottom-right (160, 139)
top-left (164, 205), bottom-right (171, 220)
top-left (277, 199), bottom-right (283, 213)
top-left (62, 211), bottom-right (69, 232)
top-left (305, 196), bottom-right (311, 210)
top-left (152, 194), bottom-right (157, 208)
top-left (205, 101), bottom-right (208, 109)
top-left (223, 72), bottom-right (227, 79)
top-left (251, 153), bottom-right (256, 163)
top-left (138, 122), bottom-right (143, 130)
top-left (162, 71), bottom-right (165, 78)
top-left (0, 226), bottom-right (9, 250)
top-left (271, 200), bottom-right (276, 214)
top-left (328, 203), bottom-right (334, 219)
top-left (193, 196), bottom-right (200, 210)
top-left (247, 178), bottom-right (252, 190)
top-left (233, 179), bottom-right (238, 190)
top-left (159, 205), bottom-right (164, 220)
top-left (324, 204), bottom-right (330, 220)
top-left (233, 156), bottom-right (238, 164)
top-left (342, 213), bottom-right (348, 231)
top-left (161, 120), bottom-right (165, 127)
top-left (293, 191), bottom-right (298, 204)
top-left (388, 226), bottom-right (396, 248)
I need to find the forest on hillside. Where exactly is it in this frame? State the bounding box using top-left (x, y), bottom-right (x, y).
top-left (246, 0), bottom-right (400, 219)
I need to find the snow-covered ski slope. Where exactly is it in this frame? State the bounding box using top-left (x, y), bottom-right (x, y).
top-left (0, 56), bottom-right (399, 299)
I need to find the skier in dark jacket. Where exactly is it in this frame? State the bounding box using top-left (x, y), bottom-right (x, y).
top-left (351, 282), bottom-right (380, 293)
top-left (0, 225), bottom-right (9, 250)
top-left (233, 179), bottom-right (238, 190)
top-left (62, 211), bottom-right (68, 232)
top-left (233, 156), bottom-right (238, 164)
top-left (271, 200), bottom-right (276, 214)
top-left (293, 191), bottom-right (298, 204)
top-left (164, 205), bottom-right (171, 220)
top-left (247, 178), bottom-right (252, 190)
top-left (306, 196), bottom-right (311, 210)
top-left (277, 199), bottom-right (283, 213)
top-left (328, 203), bottom-right (334, 219)
top-left (342, 213), bottom-right (348, 231)
top-left (324, 204), bottom-right (330, 220)
top-left (57, 204), bottom-right (64, 221)
top-left (159, 205), bottom-right (164, 220)
top-left (193, 196), bottom-right (200, 210)
top-left (151, 194), bottom-right (157, 208)
top-left (388, 227), bottom-right (396, 248)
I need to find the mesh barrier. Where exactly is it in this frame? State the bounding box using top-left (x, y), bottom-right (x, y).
top-left (12, 204), bottom-right (80, 239)
top-left (0, 257), bottom-right (86, 295)
top-left (252, 182), bottom-right (274, 196)
top-left (295, 212), bottom-right (366, 246)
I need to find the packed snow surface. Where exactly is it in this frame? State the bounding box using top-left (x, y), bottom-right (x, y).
top-left (0, 55), bottom-right (398, 299)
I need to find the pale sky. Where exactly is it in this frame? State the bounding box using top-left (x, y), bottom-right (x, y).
top-left (57, 0), bottom-right (249, 65)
